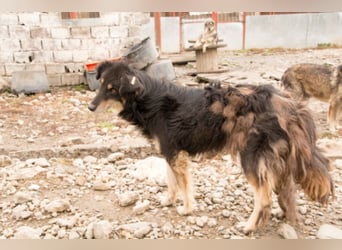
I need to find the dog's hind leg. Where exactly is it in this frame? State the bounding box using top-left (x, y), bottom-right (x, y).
top-left (237, 159), bottom-right (273, 234)
top-left (328, 94), bottom-right (342, 131)
top-left (277, 176), bottom-right (298, 225)
top-left (160, 163), bottom-right (178, 207)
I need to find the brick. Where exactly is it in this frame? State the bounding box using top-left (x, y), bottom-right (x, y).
top-left (61, 73), bottom-right (82, 86)
top-left (64, 63), bottom-right (85, 73)
top-left (9, 25), bottom-right (30, 39)
top-left (0, 13), bottom-right (19, 25)
top-left (24, 64), bottom-right (45, 72)
top-left (4, 63), bottom-right (26, 75)
top-left (61, 39), bottom-right (81, 50)
top-left (85, 39), bottom-right (113, 50)
top-left (40, 12), bottom-right (62, 27)
top-left (91, 26), bottom-right (109, 38)
top-left (51, 27), bottom-right (70, 39)
top-left (132, 12), bottom-right (150, 25)
top-left (0, 26), bottom-right (9, 38)
top-left (18, 13), bottom-right (41, 26)
top-left (45, 63), bottom-right (66, 74)
top-left (110, 26), bottom-right (129, 38)
top-left (53, 51), bottom-right (73, 62)
top-left (88, 49), bottom-right (110, 61)
top-left (30, 27), bottom-right (50, 38)
top-left (99, 13), bottom-right (120, 26)
top-left (21, 39), bottom-right (42, 50)
top-left (0, 51), bottom-right (14, 64)
top-left (14, 51), bottom-right (34, 63)
top-left (71, 27), bottom-right (90, 38)
top-left (0, 64), bottom-right (6, 75)
top-left (1, 39), bottom-right (21, 51)
top-left (128, 25), bottom-right (143, 37)
top-left (42, 39), bottom-right (62, 50)
top-left (32, 51), bottom-right (53, 63)
top-left (72, 50), bottom-right (89, 62)
top-left (47, 74), bottom-right (62, 86)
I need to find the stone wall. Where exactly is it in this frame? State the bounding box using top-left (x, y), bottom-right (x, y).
top-left (0, 12), bottom-right (150, 87)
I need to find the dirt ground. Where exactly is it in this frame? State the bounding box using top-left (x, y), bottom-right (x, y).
top-left (0, 48), bottom-right (341, 239)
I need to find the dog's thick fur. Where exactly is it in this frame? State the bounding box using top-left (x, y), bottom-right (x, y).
top-left (281, 63), bottom-right (342, 130)
top-left (193, 19), bottom-right (218, 53)
top-left (89, 61), bottom-right (334, 233)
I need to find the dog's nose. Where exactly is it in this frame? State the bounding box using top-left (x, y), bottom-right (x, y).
top-left (88, 103), bottom-right (97, 112)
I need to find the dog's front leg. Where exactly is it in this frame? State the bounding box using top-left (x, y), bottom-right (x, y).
top-left (161, 151), bottom-right (196, 215)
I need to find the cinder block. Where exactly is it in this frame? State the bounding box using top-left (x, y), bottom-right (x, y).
top-left (0, 13), bottom-right (18, 25)
top-left (42, 39), bottom-right (62, 50)
top-left (99, 13), bottom-right (120, 26)
top-left (71, 27), bottom-right (90, 38)
top-left (30, 27), bottom-right (50, 38)
top-left (11, 70), bottom-right (49, 94)
top-left (40, 12), bottom-right (61, 26)
top-left (45, 63), bottom-right (66, 74)
top-left (88, 49), bottom-right (110, 61)
top-left (110, 26), bottom-right (129, 38)
top-left (61, 73), bottom-right (82, 86)
top-left (18, 13), bottom-right (41, 25)
top-left (5, 64), bottom-right (26, 76)
top-left (91, 26), bottom-right (109, 38)
top-left (0, 51), bottom-right (14, 64)
top-left (1, 39), bottom-right (21, 51)
top-left (47, 74), bottom-right (62, 86)
top-left (51, 27), bottom-right (70, 39)
top-left (72, 50), bottom-right (89, 62)
top-left (0, 26), bottom-right (9, 38)
top-left (9, 25), bottom-right (30, 39)
top-left (14, 51), bottom-right (34, 63)
top-left (0, 64), bottom-right (6, 75)
top-left (32, 51), bottom-right (53, 63)
top-left (64, 63), bottom-right (84, 73)
top-left (24, 64), bottom-right (45, 72)
top-left (21, 39), bottom-right (42, 50)
top-left (53, 51), bottom-right (73, 62)
top-left (61, 39), bottom-right (81, 50)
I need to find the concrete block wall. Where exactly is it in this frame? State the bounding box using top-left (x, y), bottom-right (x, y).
top-left (0, 12), bottom-right (150, 87)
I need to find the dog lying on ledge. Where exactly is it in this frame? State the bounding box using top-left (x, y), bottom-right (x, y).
top-left (88, 60), bottom-right (334, 234)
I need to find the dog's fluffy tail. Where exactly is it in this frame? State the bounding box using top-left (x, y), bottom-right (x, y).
top-left (290, 106), bottom-right (335, 205)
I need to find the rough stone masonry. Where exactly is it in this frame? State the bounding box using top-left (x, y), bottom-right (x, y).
top-left (0, 12), bottom-right (150, 89)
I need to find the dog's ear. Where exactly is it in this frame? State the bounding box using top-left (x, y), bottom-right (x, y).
top-left (95, 61), bottom-right (113, 80)
top-left (119, 74), bottom-right (144, 98)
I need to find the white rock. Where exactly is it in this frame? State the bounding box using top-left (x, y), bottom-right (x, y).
top-left (9, 166), bottom-right (47, 180)
top-left (196, 216), bottom-right (209, 227)
top-left (107, 152), bottom-right (125, 162)
top-left (68, 230), bottom-right (80, 239)
top-left (161, 222), bottom-right (174, 234)
top-left (93, 220), bottom-right (113, 239)
top-left (133, 200), bottom-right (150, 215)
top-left (44, 199), bottom-right (70, 213)
top-left (0, 155), bottom-right (12, 167)
top-left (13, 226), bottom-right (42, 239)
top-left (12, 204), bottom-right (32, 220)
top-left (278, 223), bottom-right (298, 239)
top-left (133, 156), bottom-right (168, 186)
top-left (118, 192), bottom-right (139, 207)
top-left (93, 181), bottom-right (111, 191)
top-left (334, 159), bottom-right (342, 170)
top-left (83, 155), bottom-right (97, 164)
top-left (14, 191), bottom-right (35, 204)
top-left (317, 224), bottom-right (342, 239)
top-left (26, 158), bottom-right (50, 168)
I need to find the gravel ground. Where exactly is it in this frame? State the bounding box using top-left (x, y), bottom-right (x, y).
top-left (0, 48), bottom-right (342, 239)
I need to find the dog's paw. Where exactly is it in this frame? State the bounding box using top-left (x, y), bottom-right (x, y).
top-left (236, 221), bottom-right (255, 235)
top-left (160, 196), bottom-right (174, 207)
top-left (176, 206), bottom-right (193, 216)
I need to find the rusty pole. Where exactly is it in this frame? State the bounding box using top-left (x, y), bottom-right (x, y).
top-left (154, 12), bottom-right (162, 51)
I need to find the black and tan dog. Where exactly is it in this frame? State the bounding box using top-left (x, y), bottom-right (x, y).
top-left (281, 63), bottom-right (342, 130)
top-left (88, 60), bottom-right (334, 234)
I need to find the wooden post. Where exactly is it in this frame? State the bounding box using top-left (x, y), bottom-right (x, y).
top-left (195, 48), bottom-right (218, 72)
top-left (154, 12), bottom-right (162, 51)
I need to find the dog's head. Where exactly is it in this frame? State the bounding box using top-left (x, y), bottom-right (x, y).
top-left (88, 60), bottom-right (144, 112)
top-left (204, 19), bottom-right (216, 32)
